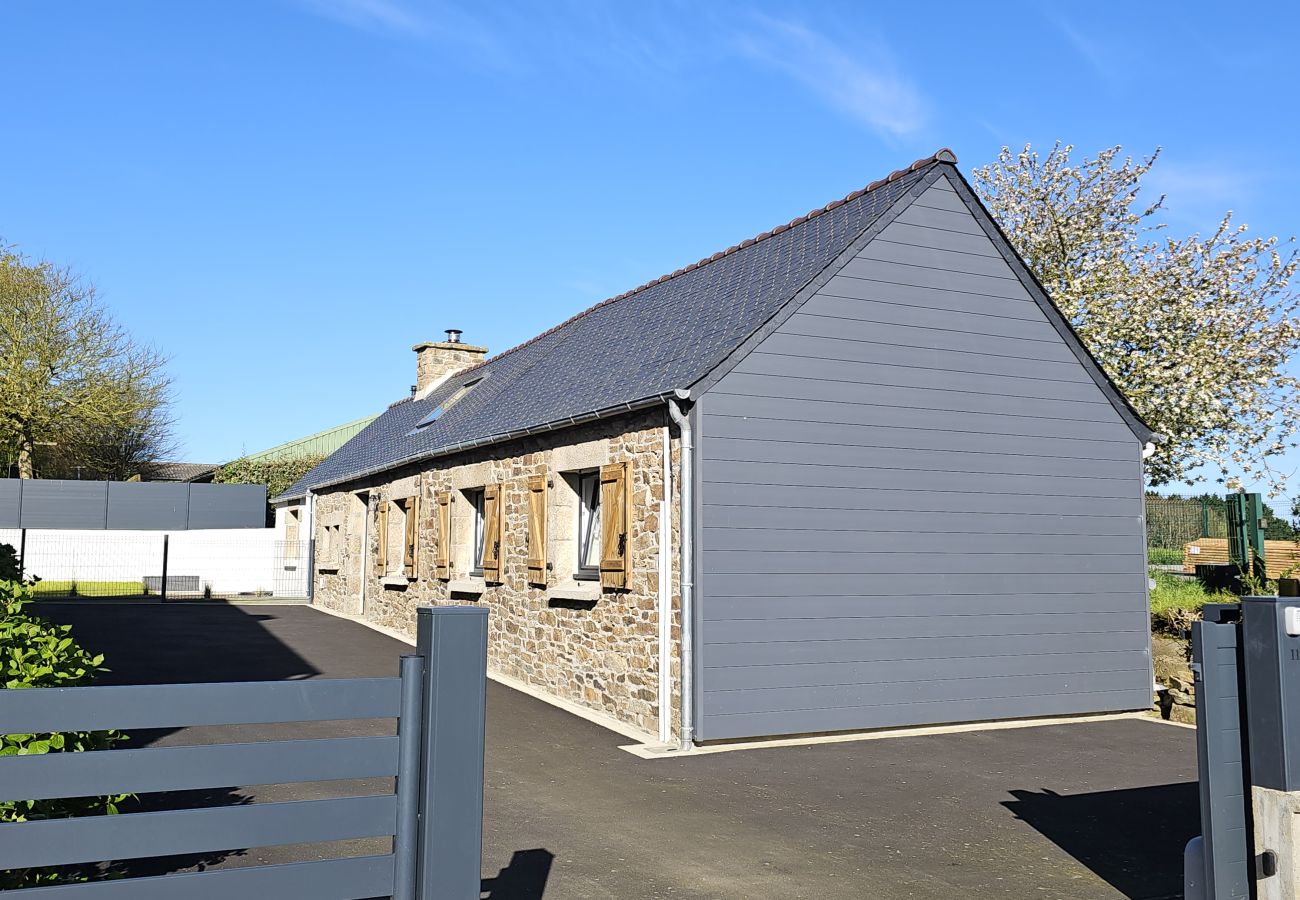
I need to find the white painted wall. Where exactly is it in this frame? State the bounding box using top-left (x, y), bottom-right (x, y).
top-left (1, 528), bottom-right (309, 597)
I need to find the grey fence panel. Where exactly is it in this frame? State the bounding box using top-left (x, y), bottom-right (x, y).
top-left (2, 479), bottom-right (266, 530)
top-left (0, 607), bottom-right (487, 899)
top-left (416, 606), bottom-right (489, 900)
top-left (19, 480), bottom-right (109, 529)
top-left (105, 482), bottom-right (188, 530)
top-left (0, 736), bottom-right (400, 801)
top-left (1, 855), bottom-right (398, 900)
top-left (185, 482), bottom-right (266, 529)
top-left (0, 478), bottom-right (20, 527)
top-left (1192, 612), bottom-right (1252, 899)
top-left (2, 677), bottom-right (401, 733)
top-left (0, 794), bottom-right (398, 869)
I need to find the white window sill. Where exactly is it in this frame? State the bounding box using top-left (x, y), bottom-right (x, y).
top-left (380, 575), bottom-right (412, 589)
top-left (448, 579), bottom-right (486, 596)
top-left (547, 585), bottom-right (602, 603)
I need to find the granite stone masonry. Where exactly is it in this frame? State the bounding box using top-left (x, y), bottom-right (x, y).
top-left (312, 409), bottom-right (681, 738)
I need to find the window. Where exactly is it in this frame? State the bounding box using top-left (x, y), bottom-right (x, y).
top-left (575, 470), bottom-right (601, 580)
top-left (319, 522), bottom-right (341, 570)
top-left (412, 377), bottom-right (484, 431)
top-left (285, 508), bottom-right (301, 560)
top-left (377, 499), bottom-right (411, 578)
top-left (468, 488), bottom-right (486, 576)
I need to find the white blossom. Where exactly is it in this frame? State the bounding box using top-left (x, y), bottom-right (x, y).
top-left (973, 144), bottom-right (1300, 497)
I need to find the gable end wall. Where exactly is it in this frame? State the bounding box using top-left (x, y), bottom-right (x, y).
top-left (694, 175), bottom-right (1152, 741)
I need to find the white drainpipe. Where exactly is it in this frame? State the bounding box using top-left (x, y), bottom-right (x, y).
top-left (658, 421), bottom-right (673, 744)
top-left (667, 391), bottom-right (694, 750)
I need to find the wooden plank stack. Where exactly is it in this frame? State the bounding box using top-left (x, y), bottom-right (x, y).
top-left (1182, 538), bottom-right (1300, 580)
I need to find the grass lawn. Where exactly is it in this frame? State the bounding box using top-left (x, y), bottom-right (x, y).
top-left (1147, 547), bottom-right (1184, 566)
top-left (30, 580), bottom-right (147, 598)
top-left (1149, 569), bottom-right (1235, 633)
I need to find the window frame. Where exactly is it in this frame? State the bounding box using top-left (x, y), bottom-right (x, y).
top-left (575, 470), bottom-right (602, 581)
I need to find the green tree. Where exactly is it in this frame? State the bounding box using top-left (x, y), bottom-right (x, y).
top-left (974, 145), bottom-right (1300, 495)
top-left (0, 244), bottom-right (172, 478)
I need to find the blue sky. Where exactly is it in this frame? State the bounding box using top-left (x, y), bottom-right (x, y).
top-left (3, 1), bottom-right (1297, 493)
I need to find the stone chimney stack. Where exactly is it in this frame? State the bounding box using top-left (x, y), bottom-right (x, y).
top-left (413, 329), bottom-right (488, 394)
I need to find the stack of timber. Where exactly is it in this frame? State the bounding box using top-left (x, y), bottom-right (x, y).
top-left (1181, 537), bottom-right (1300, 579)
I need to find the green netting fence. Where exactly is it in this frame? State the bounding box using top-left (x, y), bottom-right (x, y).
top-left (1144, 495), bottom-right (1226, 550)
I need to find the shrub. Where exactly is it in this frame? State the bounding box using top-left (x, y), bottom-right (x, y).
top-left (1, 559), bottom-right (126, 889)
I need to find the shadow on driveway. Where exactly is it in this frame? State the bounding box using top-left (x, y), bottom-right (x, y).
top-left (1004, 783), bottom-right (1199, 900)
top-left (483, 848), bottom-right (555, 899)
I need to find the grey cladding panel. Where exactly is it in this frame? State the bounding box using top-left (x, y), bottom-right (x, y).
top-left (701, 689), bottom-right (1154, 742)
top-left (19, 480), bottom-right (109, 529)
top-left (107, 481), bottom-right (188, 530)
top-left (0, 479), bottom-right (19, 528)
top-left (187, 482), bottom-right (267, 528)
top-left (818, 273), bottom-right (1043, 320)
top-left (695, 177), bottom-right (1150, 740)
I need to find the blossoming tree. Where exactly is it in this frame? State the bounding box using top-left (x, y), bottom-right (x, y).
top-left (974, 144), bottom-right (1300, 495)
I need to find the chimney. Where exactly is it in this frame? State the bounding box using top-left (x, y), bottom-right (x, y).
top-left (412, 329), bottom-right (488, 394)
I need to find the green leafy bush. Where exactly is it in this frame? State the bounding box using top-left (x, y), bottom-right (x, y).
top-left (1, 557), bottom-right (126, 889)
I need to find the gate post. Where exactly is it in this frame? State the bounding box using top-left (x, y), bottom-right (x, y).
top-left (1189, 604), bottom-right (1253, 899)
top-left (414, 606), bottom-right (488, 900)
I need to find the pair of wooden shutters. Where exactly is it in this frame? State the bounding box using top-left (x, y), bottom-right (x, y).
top-left (376, 497), bottom-right (419, 578)
top-left (599, 462), bottom-right (630, 590)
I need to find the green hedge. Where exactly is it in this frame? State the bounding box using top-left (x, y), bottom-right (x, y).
top-left (1, 546), bottom-right (126, 889)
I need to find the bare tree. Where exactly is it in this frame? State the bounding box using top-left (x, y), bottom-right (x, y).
top-left (0, 243), bottom-right (172, 478)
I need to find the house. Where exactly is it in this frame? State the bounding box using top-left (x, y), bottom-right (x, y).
top-left (278, 149), bottom-right (1156, 747)
top-left (256, 415), bottom-right (380, 544)
top-left (132, 461), bottom-right (220, 483)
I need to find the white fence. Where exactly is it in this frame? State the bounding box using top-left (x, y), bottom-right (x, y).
top-left (1, 528), bottom-right (309, 599)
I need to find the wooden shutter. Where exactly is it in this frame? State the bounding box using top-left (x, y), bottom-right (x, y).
top-left (599, 462), bottom-right (630, 590)
top-left (403, 495), bottom-right (419, 578)
top-left (481, 483), bottom-right (503, 583)
top-left (435, 491), bottom-right (451, 580)
top-left (526, 475), bottom-right (547, 585)
top-left (376, 500), bottom-right (388, 577)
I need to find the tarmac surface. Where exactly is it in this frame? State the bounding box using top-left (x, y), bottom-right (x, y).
top-left (37, 601), bottom-right (1198, 899)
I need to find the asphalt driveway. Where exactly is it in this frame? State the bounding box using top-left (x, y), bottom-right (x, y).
top-left (36, 601), bottom-right (1198, 900)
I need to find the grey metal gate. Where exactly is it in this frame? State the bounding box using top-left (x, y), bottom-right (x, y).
top-left (1190, 604), bottom-right (1252, 899)
top-left (0, 606), bottom-right (487, 899)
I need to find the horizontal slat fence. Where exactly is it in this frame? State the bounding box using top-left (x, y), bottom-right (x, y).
top-left (0, 606), bottom-right (488, 900)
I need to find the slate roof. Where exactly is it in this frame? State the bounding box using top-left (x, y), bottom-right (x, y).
top-left (278, 151), bottom-right (958, 500)
top-left (138, 461), bottom-right (220, 483)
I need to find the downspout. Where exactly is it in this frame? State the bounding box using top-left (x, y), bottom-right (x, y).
top-left (667, 390), bottom-right (694, 751)
top-left (305, 490), bottom-right (316, 603)
top-left (658, 419), bottom-right (673, 744)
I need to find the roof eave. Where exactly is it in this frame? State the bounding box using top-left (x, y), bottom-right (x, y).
top-left (286, 391), bottom-right (677, 498)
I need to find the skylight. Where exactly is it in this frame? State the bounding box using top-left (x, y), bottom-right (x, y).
top-left (413, 377), bottom-right (483, 430)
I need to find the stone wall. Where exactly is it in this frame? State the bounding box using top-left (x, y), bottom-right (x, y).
top-left (311, 408), bottom-right (681, 738)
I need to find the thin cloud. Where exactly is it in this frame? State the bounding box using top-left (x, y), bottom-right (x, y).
top-left (735, 13), bottom-right (927, 137)
top-left (295, 0), bottom-right (428, 37)
top-left (1143, 161), bottom-right (1262, 230)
